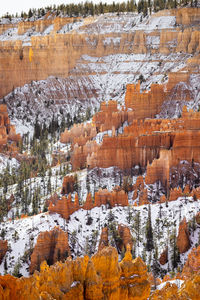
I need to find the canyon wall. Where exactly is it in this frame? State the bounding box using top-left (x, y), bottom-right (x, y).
top-left (125, 82), bottom-right (166, 119)
top-left (62, 98), bottom-right (200, 180)
top-left (0, 8), bottom-right (199, 98)
top-left (17, 16), bottom-right (83, 35)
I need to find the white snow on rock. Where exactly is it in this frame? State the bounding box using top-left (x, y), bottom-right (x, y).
top-left (58, 20), bottom-right (83, 33)
top-left (134, 16), bottom-right (176, 31)
top-left (157, 279), bottom-right (184, 290)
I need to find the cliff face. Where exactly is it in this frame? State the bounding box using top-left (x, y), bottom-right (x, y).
top-left (0, 246), bottom-right (150, 300)
top-left (17, 16), bottom-right (83, 35)
top-left (59, 97), bottom-right (200, 199)
top-left (60, 122), bottom-right (97, 146)
top-left (71, 106), bottom-right (200, 175)
top-left (174, 7), bottom-right (200, 25)
top-left (125, 82), bottom-right (165, 120)
top-left (30, 226), bottom-right (70, 274)
top-left (0, 7), bottom-right (199, 98)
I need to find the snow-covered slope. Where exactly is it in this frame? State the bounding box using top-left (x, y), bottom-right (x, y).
top-left (0, 196), bottom-right (199, 277)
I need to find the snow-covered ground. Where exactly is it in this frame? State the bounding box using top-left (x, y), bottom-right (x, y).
top-left (0, 197), bottom-right (199, 277)
top-left (0, 155), bottom-right (19, 173)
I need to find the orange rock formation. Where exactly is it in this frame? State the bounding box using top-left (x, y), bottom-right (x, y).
top-left (0, 7), bottom-right (199, 98)
top-left (150, 282), bottom-right (179, 300)
top-left (196, 212), bottom-right (200, 225)
top-left (0, 246), bottom-right (151, 300)
top-left (0, 104), bottom-right (20, 149)
top-left (119, 244), bottom-right (151, 300)
top-left (180, 273), bottom-right (200, 299)
top-left (61, 175), bottom-right (76, 195)
top-left (118, 224), bottom-right (133, 252)
top-left (49, 189), bottom-right (128, 219)
top-left (181, 245), bottom-right (200, 280)
top-left (67, 101), bottom-right (200, 178)
top-left (30, 226), bottom-right (70, 274)
top-left (159, 247), bottom-right (168, 265)
top-left (176, 218), bottom-right (190, 254)
top-left (0, 240), bottom-right (8, 264)
top-left (98, 227), bottom-right (109, 251)
top-left (125, 82), bottom-right (165, 119)
top-left (92, 101), bottom-right (128, 132)
top-left (60, 122), bottom-right (97, 146)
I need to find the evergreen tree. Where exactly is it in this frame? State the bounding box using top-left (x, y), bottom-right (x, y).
top-left (133, 211), bottom-right (141, 250)
top-left (146, 204), bottom-right (154, 251)
top-left (28, 9), bottom-right (33, 18)
top-left (12, 259), bottom-right (22, 278)
top-left (152, 252), bottom-right (160, 288)
top-left (170, 227), bottom-right (180, 270)
top-left (4, 258), bottom-right (8, 274)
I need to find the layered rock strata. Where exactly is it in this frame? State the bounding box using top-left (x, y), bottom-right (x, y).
top-left (0, 8), bottom-right (200, 98)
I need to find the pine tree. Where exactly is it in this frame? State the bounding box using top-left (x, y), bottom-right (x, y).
top-left (152, 252), bottom-right (160, 288)
top-left (4, 258), bottom-right (8, 274)
top-left (12, 259), bottom-right (22, 278)
top-left (146, 204), bottom-right (154, 251)
top-left (170, 227), bottom-right (180, 270)
top-left (28, 9), bottom-right (33, 18)
top-left (126, 205), bottom-right (132, 223)
top-left (133, 211), bottom-right (141, 251)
